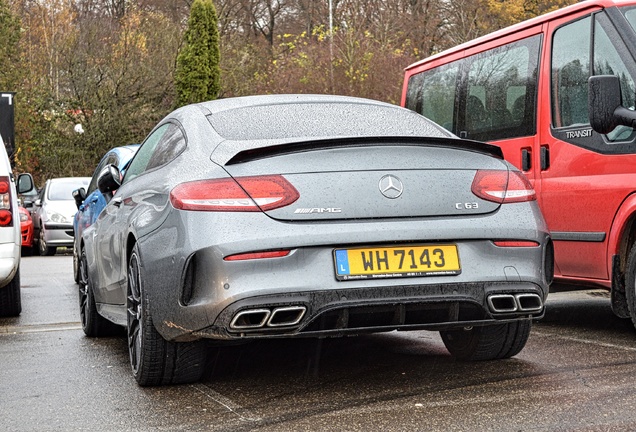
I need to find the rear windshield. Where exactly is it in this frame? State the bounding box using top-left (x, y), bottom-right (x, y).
top-left (207, 103), bottom-right (453, 141)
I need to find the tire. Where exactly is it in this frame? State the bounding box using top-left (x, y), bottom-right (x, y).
top-left (21, 246), bottom-right (33, 257)
top-left (73, 245), bottom-right (80, 283)
top-left (0, 267), bottom-right (21, 317)
top-left (78, 249), bottom-right (120, 337)
top-left (38, 228), bottom-right (56, 256)
top-left (624, 245), bottom-right (636, 329)
top-left (440, 320), bottom-right (531, 361)
top-left (127, 244), bottom-right (207, 386)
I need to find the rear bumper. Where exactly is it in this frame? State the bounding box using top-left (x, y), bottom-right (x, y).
top-left (196, 282), bottom-right (545, 340)
top-left (0, 242), bottom-right (19, 288)
top-left (96, 199), bottom-right (551, 342)
top-left (140, 228), bottom-right (551, 342)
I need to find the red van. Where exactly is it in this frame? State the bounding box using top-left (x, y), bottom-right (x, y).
top-left (402, 0), bottom-right (636, 325)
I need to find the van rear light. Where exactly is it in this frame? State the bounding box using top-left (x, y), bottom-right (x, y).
top-left (0, 177), bottom-right (13, 226)
top-left (170, 175), bottom-right (299, 212)
top-left (224, 250), bottom-right (291, 261)
top-left (471, 170), bottom-right (536, 204)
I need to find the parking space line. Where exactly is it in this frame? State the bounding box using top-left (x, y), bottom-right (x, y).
top-left (191, 383), bottom-right (261, 422)
top-left (0, 322), bottom-right (82, 334)
top-left (533, 330), bottom-right (636, 352)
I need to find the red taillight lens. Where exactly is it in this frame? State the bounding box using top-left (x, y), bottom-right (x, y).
top-left (493, 241), bottom-right (540, 247)
top-left (0, 178), bottom-right (9, 194)
top-left (170, 175), bottom-right (299, 212)
top-left (471, 170), bottom-right (536, 204)
top-left (0, 176), bottom-right (13, 226)
top-left (224, 250), bottom-right (291, 261)
top-left (0, 209), bottom-right (12, 226)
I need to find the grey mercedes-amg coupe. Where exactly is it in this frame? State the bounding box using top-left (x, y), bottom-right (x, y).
top-left (78, 94), bottom-right (552, 386)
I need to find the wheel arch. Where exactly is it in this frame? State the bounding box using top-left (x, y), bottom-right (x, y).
top-left (607, 194), bottom-right (636, 317)
top-left (608, 194), bottom-right (636, 284)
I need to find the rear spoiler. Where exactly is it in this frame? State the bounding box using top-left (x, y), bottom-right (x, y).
top-left (225, 136), bottom-right (503, 165)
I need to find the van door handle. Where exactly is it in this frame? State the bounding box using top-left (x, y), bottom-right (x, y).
top-left (521, 148), bottom-right (531, 171)
top-left (540, 146), bottom-right (550, 171)
top-left (112, 197), bottom-right (123, 207)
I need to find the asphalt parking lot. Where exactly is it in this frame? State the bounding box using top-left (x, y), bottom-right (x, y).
top-left (2, 255), bottom-right (636, 431)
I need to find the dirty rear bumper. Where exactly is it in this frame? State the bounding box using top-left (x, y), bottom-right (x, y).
top-left (190, 281), bottom-right (544, 341)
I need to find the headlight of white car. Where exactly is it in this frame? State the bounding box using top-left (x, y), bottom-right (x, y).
top-left (47, 210), bottom-right (68, 224)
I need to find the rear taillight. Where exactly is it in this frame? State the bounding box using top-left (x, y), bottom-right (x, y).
top-left (0, 176), bottom-right (13, 226)
top-left (170, 175), bottom-right (299, 212)
top-left (471, 170), bottom-right (536, 204)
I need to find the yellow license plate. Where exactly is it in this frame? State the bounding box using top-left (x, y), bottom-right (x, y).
top-left (334, 245), bottom-right (461, 281)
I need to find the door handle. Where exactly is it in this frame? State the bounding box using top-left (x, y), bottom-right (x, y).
top-left (521, 148), bottom-right (531, 171)
top-left (112, 197), bottom-right (123, 207)
top-left (540, 146), bottom-right (550, 171)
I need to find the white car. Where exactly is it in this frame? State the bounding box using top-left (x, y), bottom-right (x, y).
top-left (32, 177), bottom-right (90, 256)
top-left (0, 137), bottom-right (35, 317)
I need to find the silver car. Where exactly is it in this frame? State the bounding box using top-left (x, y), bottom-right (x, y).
top-left (33, 177), bottom-right (90, 256)
top-left (79, 95), bottom-right (552, 386)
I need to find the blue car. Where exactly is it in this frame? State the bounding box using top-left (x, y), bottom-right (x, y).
top-left (72, 145), bottom-right (139, 283)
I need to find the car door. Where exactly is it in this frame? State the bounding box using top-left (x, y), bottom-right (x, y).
top-left (92, 123), bottom-right (185, 305)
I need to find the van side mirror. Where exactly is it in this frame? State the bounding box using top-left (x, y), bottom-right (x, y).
top-left (588, 75), bottom-right (636, 134)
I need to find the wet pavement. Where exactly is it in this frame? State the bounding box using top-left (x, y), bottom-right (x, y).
top-left (2, 255), bottom-right (636, 431)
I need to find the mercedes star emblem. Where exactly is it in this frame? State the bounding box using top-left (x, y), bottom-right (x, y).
top-left (379, 174), bottom-right (404, 199)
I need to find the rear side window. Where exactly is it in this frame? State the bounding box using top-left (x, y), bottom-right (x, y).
top-left (405, 34), bottom-right (541, 142)
top-left (124, 122), bottom-right (186, 184)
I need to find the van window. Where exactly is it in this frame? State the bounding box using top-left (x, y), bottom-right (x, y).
top-left (465, 40), bottom-right (539, 140)
top-left (405, 34), bottom-right (541, 141)
top-left (622, 7), bottom-right (636, 32)
top-left (551, 17), bottom-right (591, 128)
top-left (551, 11), bottom-right (636, 147)
top-left (406, 64), bottom-right (458, 133)
top-left (595, 13), bottom-right (636, 142)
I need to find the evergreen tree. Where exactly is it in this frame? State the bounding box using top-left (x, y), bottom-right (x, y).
top-left (0, 0), bottom-right (21, 91)
top-left (175, 0), bottom-right (221, 107)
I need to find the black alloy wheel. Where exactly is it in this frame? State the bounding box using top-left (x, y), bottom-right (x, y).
top-left (78, 249), bottom-right (120, 337)
top-left (127, 243), bottom-right (207, 386)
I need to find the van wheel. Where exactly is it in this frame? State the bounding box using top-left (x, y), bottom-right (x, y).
top-left (624, 245), bottom-right (636, 330)
top-left (440, 320), bottom-right (531, 361)
top-left (0, 267), bottom-right (21, 317)
top-left (127, 244), bottom-right (206, 386)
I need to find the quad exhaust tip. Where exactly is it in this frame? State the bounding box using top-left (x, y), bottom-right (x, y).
top-left (487, 293), bottom-right (543, 314)
top-left (230, 306), bottom-right (307, 330)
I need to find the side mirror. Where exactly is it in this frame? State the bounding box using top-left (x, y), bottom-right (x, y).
top-left (17, 173), bottom-right (34, 195)
top-left (589, 75), bottom-right (636, 134)
top-left (97, 164), bottom-right (122, 199)
top-left (72, 187), bottom-right (87, 210)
